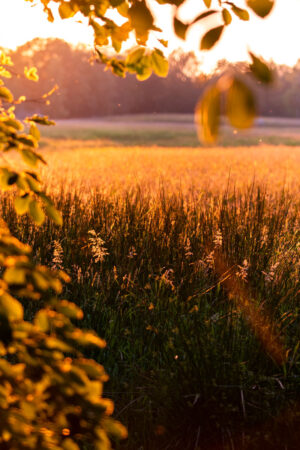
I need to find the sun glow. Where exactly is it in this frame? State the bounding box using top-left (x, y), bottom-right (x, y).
top-left (1, 0), bottom-right (300, 73)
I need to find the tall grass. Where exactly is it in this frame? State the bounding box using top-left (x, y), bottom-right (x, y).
top-left (1, 180), bottom-right (299, 449)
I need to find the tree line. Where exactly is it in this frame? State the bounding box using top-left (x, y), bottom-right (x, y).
top-left (4, 38), bottom-right (300, 119)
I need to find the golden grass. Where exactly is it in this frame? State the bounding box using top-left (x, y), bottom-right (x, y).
top-left (42, 140), bottom-right (300, 196)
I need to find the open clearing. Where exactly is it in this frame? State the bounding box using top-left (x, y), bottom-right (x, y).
top-left (41, 114), bottom-right (300, 147)
top-left (4, 115), bottom-right (298, 449)
top-left (41, 140), bottom-right (300, 197)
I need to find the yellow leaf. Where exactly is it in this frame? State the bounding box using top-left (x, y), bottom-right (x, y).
top-left (226, 78), bottom-right (256, 129)
top-left (195, 85), bottom-right (221, 143)
top-left (24, 67), bottom-right (39, 82)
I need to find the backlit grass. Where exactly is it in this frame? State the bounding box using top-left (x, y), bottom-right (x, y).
top-left (2, 142), bottom-right (299, 449)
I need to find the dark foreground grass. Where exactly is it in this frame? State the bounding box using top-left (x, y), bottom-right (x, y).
top-left (1, 185), bottom-right (299, 449)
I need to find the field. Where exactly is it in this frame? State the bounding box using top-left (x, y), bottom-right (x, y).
top-left (3, 115), bottom-right (300, 449)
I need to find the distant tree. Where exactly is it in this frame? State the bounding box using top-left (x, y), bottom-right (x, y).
top-left (28, 0), bottom-right (276, 140)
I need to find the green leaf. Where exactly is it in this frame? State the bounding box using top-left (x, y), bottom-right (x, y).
top-left (29, 200), bottom-right (45, 225)
top-left (231, 5), bottom-right (250, 21)
top-left (247, 0), bottom-right (274, 18)
top-left (45, 204), bottom-right (63, 226)
top-left (222, 8), bottom-right (232, 25)
top-left (15, 195), bottom-right (31, 215)
top-left (0, 86), bottom-right (14, 103)
top-left (195, 84), bottom-right (221, 143)
top-left (174, 17), bottom-right (188, 40)
top-left (249, 52), bottom-right (273, 83)
top-left (201, 26), bottom-right (224, 50)
top-left (226, 78), bottom-right (256, 129)
top-left (151, 49), bottom-right (169, 77)
top-left (0, 293), bottom-right (23, 321)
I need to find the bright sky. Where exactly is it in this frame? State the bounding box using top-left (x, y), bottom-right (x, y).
top-left (1, 0), bottom-right (300, 72)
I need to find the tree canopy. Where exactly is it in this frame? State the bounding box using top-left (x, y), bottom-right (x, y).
top-left (25, 0), bottom-right (275, 141)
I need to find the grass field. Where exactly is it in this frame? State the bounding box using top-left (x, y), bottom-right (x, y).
top-left (41, 114), bottom-right (300, 147)
top-left (3, 115), bottom-right (300, 449)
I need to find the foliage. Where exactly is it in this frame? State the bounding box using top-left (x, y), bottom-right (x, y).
top-left (5, 39), bottom-right (300, 121)
top-left (0, 58), bottom-right (126, 448)
top-left (26, 0), bottom-right (277, 140)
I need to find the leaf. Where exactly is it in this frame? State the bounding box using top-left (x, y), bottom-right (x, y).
top-left (45, 204), bottom-right (63, 226)
top-left (21, 149), bottom-right (39, 167)
top-left (158, 39), bottom-right (168, 48)
top-left (59, 2), bottom-right (77, 19)
top-left (56, 301), bottom-right (83, 320)
top-left (247, 0), bottom-right (274, 18)
top-left (75, 359), bottom-right (106, 379)
top-left (249, 52), bottom-right (273, 83)
top-left (203, 0), bottom-right (212, 7)
top-left (32, 271), bottom-right (50, 291)
top-left (4, 267), bottom-right (27, 285)
top-left (195, 84), bottom-right (221, 143)
top-left (34, 310), bottom-right (50, 332)
top-left (0, 86), bottom-right (14, 103)
top-left (201, 26), bottom-right (224, 50)
top-left (26, 115), bottom-right (55, 126)
top-left (231, 5), bottom-right (249, 21)
top-left (222, 8), bottom-right (232, 25)
top-left (192, 10), bottom-right (218, 24)
top-left (226, 78), bottom-right (256, 129)
top-left (24, 67), bottom-right (39, 82)
top-left (104, 420), bottom-right (128, 440)
top-left (45, 337), bottom-right (73, 352)
top-left (125, 48), bottom-right (145, 66)
top-left (0, 169), bottom-right (18, 190)
top-left (14, 195), bottom-right (31, 215)
top-left (29, 200), bottom-right (45, 225)
top-left (151, 49), bottom-right (169, 77)
top-left (174, 17), bottom-right (188, 40)
top-left (68, 330), bottom-right (106, 348)
top-left (128, 0), bottom-right (154, 35)
top-left (3, 118), bottom-right (23, 131)
top-left (62, 439), bottom-right (80, 450)
top-left (0, 293), bottom-right (23, 321)
top-left (30, 123), bottom-right (40, 141)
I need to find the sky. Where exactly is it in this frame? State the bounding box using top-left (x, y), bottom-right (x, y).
top-left (1, 0), bottom-right (300, 72)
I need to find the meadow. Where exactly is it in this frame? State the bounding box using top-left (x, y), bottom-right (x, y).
top-left (2, 116), bottom-right (300, 449)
